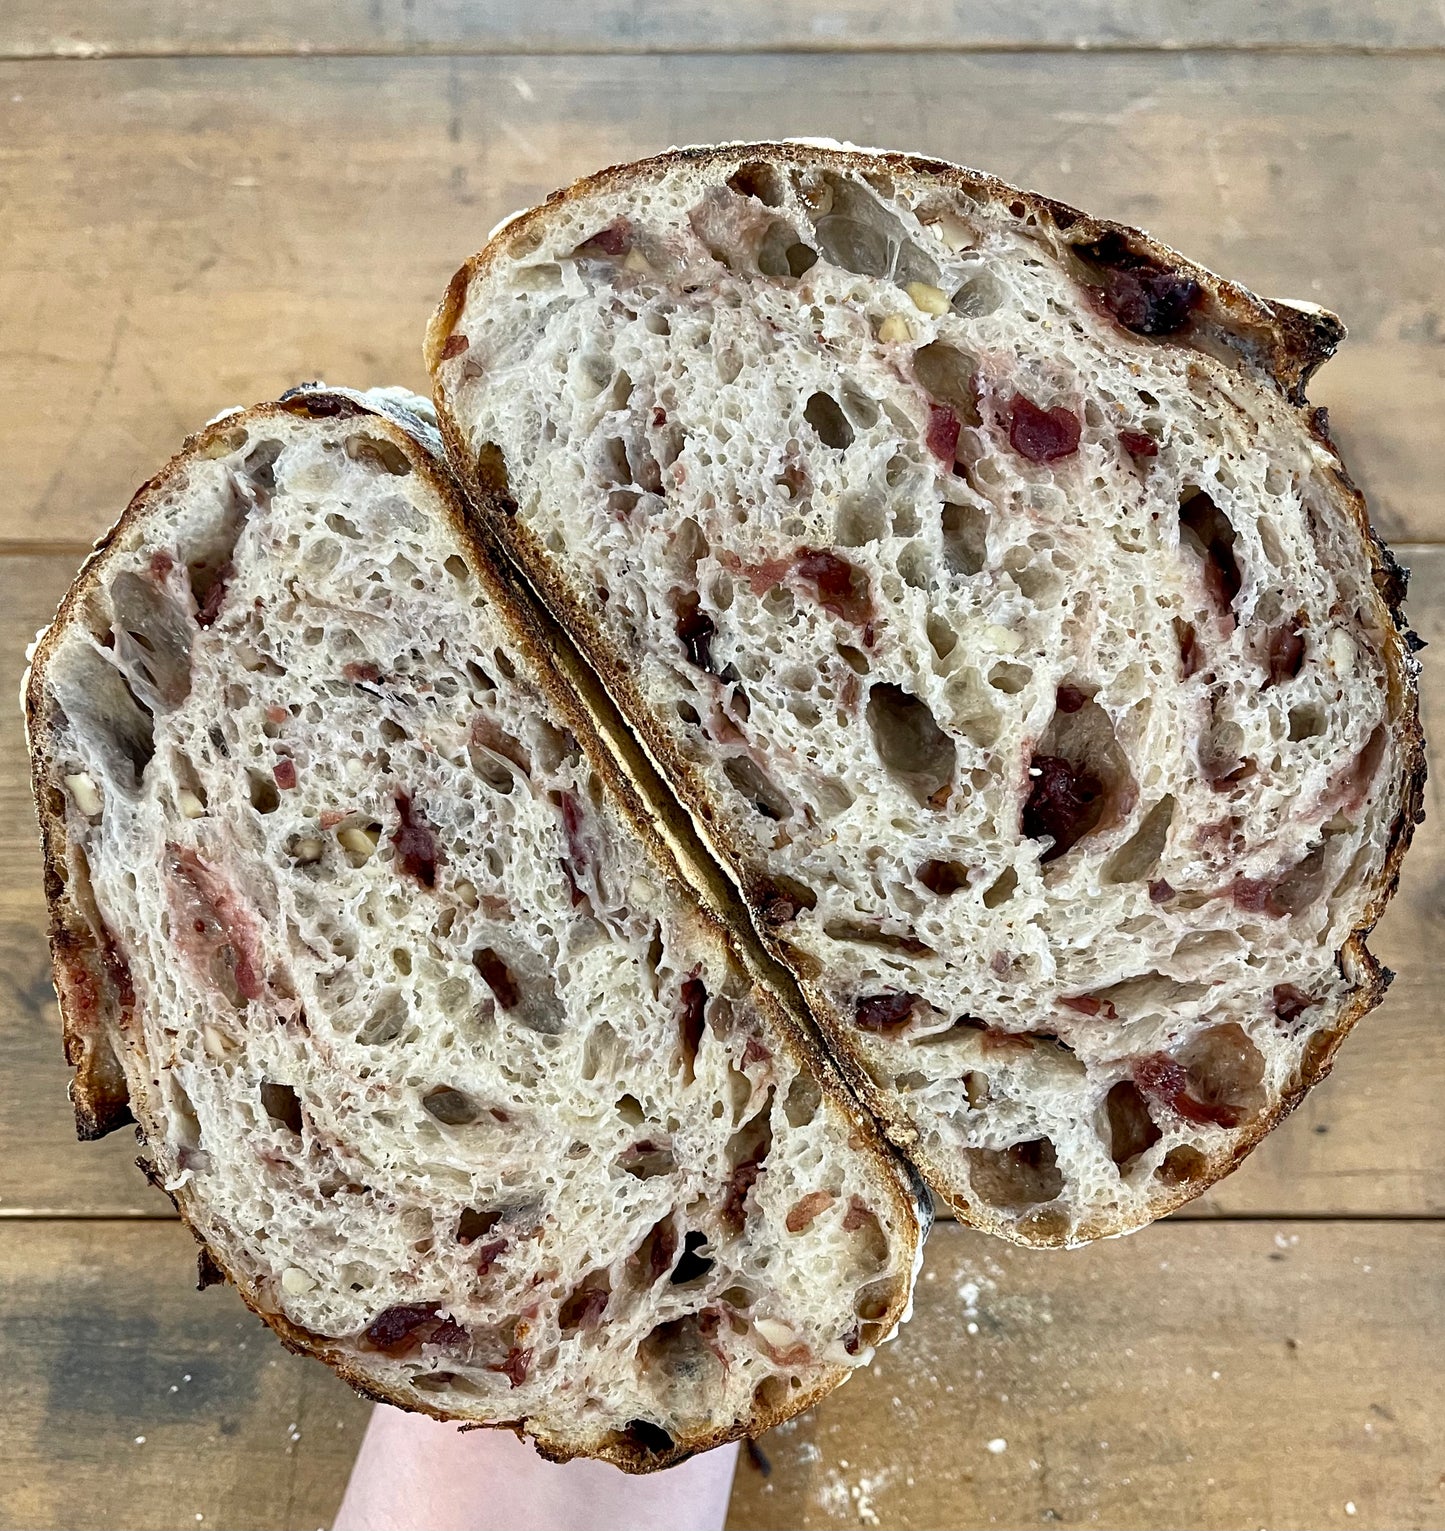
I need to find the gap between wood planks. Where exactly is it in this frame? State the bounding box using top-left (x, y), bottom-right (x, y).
top-left (4, 42), bottom-right (1445, 61)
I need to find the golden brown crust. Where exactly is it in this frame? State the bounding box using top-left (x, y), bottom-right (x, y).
top-left (26, 390), bottom-right (924, 1467)
top-left (430, 141), bottom-right (1427, 1249)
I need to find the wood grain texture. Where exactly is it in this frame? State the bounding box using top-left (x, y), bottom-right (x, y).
top-left (3, 1219), bottom-right (1440, 1531)
top-left (3, 0), bottom-right (1442, 57)
top-left (0, 1220), bottom-right (369, 1531)
top-left (1, 52), bottom-right (1440, 548)
top-left (726, 1220), bottom-right (1445, 1531)
top-left (1, 522), bottom-right (1439, 1220)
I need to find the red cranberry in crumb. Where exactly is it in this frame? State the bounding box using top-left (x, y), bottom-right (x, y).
top-left (926, 404), bottom-right (961, 464)
top-left (1133, 1052), bottom-right (1241, 1128)
top-left (391, 792), bottom-right (440, 889)
top-left (1022, 756), bottom-right (1104, 861)
top-left (785, 1191), bottom-right (836, 1233)
top-left (1081, 236), bottom-right (1202, 336)
top-left (674, 592), bottom-right (716, 672)
top-left (364, 1304), bottom-right (437, 1356)
top-left (1264, 620), bottom-right (1306, 687)
top-left (1175, 619), bottom-right (1201, 680)
top-left (440, 333), bottom-right (469, 360)
top-left (1060, 994), bottom-right (1117, 1020)
top-left (1055, 684), bottom-right (1088, 714)
top-left (272, 758), bottom-right (297, 790)
top-left (1148, 878), bottom-right (1176, 904)
top-left (474, 1238), bottom-right (508, 1276)
top-left (854, 993), bottom-right (921, 1034)
top-left (741, 1035), bottom-right (772, 1068)
top-left (842, 1196), bottom-right (874, 1233)
top-left (1120, 429), bottom-right (1158, 458)
top-left (492, 1346), bottom-right (533, 1388)
top-left (343, 661), bottom-right (382, 684)
top-left (575, 219), bottom-right (632, 258)
top-left (793, 549), bottom-right (875, 629)
top-left (1005, 395), bottom-right (1081, 464)
top-left (196, 563), bottom-right (235, 628)
top-left (1272, 984), bottom-right (1316, 1026)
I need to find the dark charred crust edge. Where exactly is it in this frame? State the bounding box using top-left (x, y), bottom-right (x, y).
top-left (430, 140), bottom-right (1426, 1249)
top-left (27, 389), bottom-right (924, 1469)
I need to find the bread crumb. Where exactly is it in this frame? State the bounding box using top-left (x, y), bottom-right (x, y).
top-left (986, 1437), bottom-right (1007, 1454)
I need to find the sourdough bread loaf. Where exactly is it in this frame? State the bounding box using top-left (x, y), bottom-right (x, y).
top-left (430, 143), bottom-right (1424, 1247)
top-left (24, 387), bottom-right (925, 1467)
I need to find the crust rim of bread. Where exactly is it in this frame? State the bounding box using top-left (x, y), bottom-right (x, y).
top-left (24, 387), bottom-right (929, 1469)
top-left (428, 140), bottom-right (1427, 1248)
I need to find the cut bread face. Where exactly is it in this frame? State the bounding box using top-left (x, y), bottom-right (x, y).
top-left (24, 389), bottom-right (925, 1467)
top-left (431, 143), bottom-right (1424, 1247)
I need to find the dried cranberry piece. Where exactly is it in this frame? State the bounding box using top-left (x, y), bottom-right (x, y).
top-left (492, 1345), bottom-right (533, 1388)
top-left (1175, 618), bottom-right (1202, 680)
top-left (754, 877), bottom-right (817, 926)
top-left (364, 1304), bottom-right (437, 1356)
top-left (674, 592), bottom-right (716, 672)
top-left (391, 792), bottom-right (440, 889)
top-left (1230, 877), bottom-right (1286, 918)
top-left (648, 1219), bottom-right (679, 1281)
top-left (1179, 491), bottom-right (1241, 611)
top-left (842, 1196), bottom-right (874, 1233)
top-left (439, 333), bottom-right (469, 360)
top-left (1120, 429), bottom-right (1158, 458)
top-left (196, 562), bottom-right (235, 628)
top-left (1148, 878), bottom-right (1176, 904)
top-left (343, 661), bottom-right (381, 684)
top-left (272, 758), bottom-right (297, 790)
top-left (1264, 620), bottom-right (1306, 687)
top-left (553, 790), bottom-right (595, 908)
top-left (1055, 684), bottom-right (1088, 714)
top-left (1022, 755), bottom-right (1105, 862)
top-left (472, 948), bottom-right (519, 1010)
top-left (474, 1238), bottom-right (509, 1276)
top-left (1133, 1053), bottom-right (1241, 1128)
top-left (1272, 984), bottom-right (1316, 1026)
top-left (429, 1317), bottom-right (468, 1348)
top-left (678, 976), bottom-right (707, 1076)
top-left (741, 1034), bottom-right (771, 1069)
top-left (1101, 267), bottom-right (1200, 335)
top-left (721, 1154), bottom-right (766, 1235)
top-left (574, 218), bottom-right (632, 258)
top-left (854, 992), bottom-right (921, 1034)
top-left (560, 1285), bottom-right (610, 1330)
top-left (1060, 994), bottom-right (1117, 1020)
top-left (1005, 395), bottom-right (1081, 464)
top-left (926, 404), bottom-right (961, 464)
top-left (785, 1190), bottom-right (836, 1233)
top-left (1080, 235), bottom-right (1202, 336)
top-left (793, 549), bottom-right (874, 629)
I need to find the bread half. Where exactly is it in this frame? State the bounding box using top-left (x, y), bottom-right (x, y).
top-left (430, 143), bottom-right (1424, 1246)
top-left (24, 387), bottom-right (926, 1467)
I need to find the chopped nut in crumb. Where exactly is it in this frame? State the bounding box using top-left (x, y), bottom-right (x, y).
top-left (65, 772), bottom-right (102, 817)
top-left (338, 826), bottom-right (380, 861)
top-left (877, 313), bottom-right (915, 344)
top-left (905, 282), bottom-right (950, 316)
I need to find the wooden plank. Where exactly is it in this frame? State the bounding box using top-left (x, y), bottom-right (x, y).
top-left (3, 1), bottom-right (1442, 58)
top-left (1, 527), bottom-right (1441, 1218)
top-left (0, 51), bottom-right (1441, 548)
top-left (0, 1220), bottom-right (369, 1531)
top-left (727, 1220), bottom-right (1445, 1530)
top-left (3, 1219), bottom-right (1441, 1531)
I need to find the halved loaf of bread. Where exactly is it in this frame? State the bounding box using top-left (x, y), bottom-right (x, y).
top-left (430, 143), bottom-right (1424, 1247)
top-left (24, 387), bottom-right (926, 1467)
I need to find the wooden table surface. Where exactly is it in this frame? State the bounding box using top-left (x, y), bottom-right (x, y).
top-left (2, 5), bottom-right (1442, 1528)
